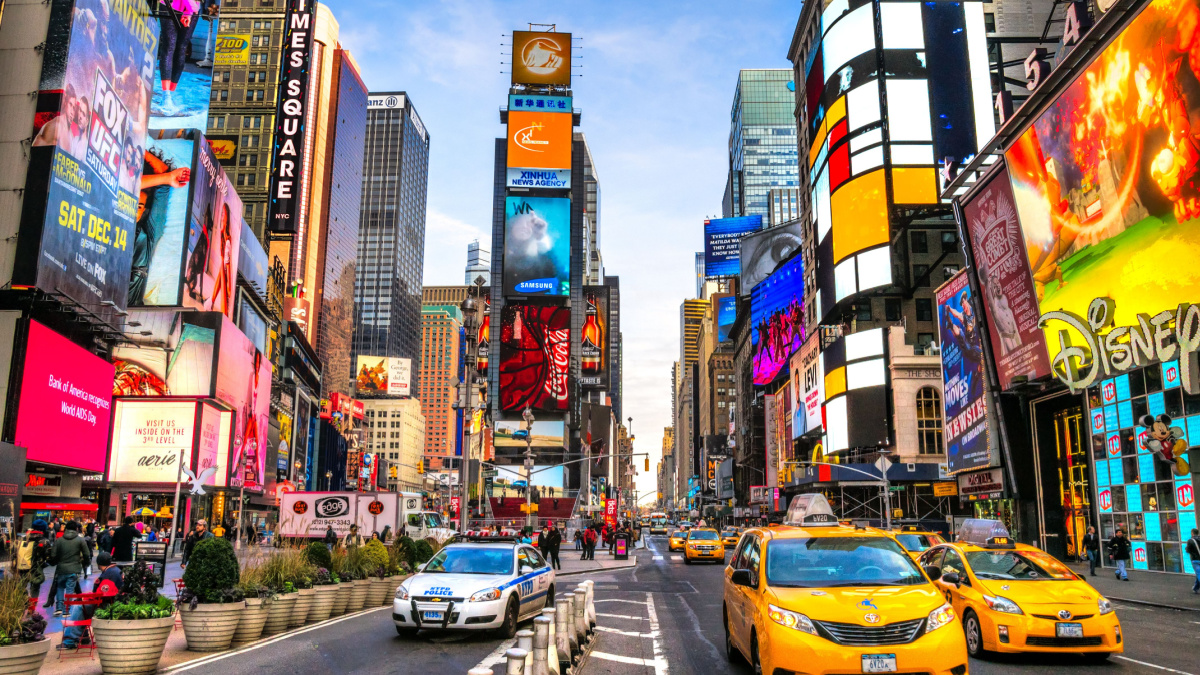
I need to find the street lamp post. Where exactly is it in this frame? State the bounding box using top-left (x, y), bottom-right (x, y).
top-left (325, 470), bottom-right (332, 491)
top-left (455, 279), bottom-right (485, 533)
top-left (522, 407), bottom-right (534, 532)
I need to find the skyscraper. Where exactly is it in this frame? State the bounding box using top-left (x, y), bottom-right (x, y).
top-left (351, 93), bottom-right (430, 369)
top-left (419, 306), bottom-right (462, 470)
top-left (726, 69), bottom-right (799, 220)
top-left (576, 132), bottom-right (603, 284)
top-left (465, 240), bottom-right (490, 286)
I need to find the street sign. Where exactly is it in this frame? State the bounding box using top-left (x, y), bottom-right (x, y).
top-left (888, 485), bottom-right (905, 492)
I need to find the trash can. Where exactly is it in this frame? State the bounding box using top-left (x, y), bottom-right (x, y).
top-left (613, 533), bottom-right (630, 560)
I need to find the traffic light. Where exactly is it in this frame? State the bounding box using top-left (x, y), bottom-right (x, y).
top-left (417, 459), bottom-right (424, 474)
top-left (644, 457), bottom-right (650, 472)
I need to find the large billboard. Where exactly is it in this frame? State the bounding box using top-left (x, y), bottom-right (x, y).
top-left (791, 333), bottom-right (823, 437)
top-left (13, 320), bottom-right (114, 473)
top-left (493, 420), bottom-right (565, 449)
top-left (129, 130), bottom-right (195, 307)
top-left (149, 4), bottom-right (221, 130)
top-left (108, 400), bottom-right (198, 483)
top-left (499, 303), bottom-right (570, 412)
top-left (821, 327), bottom-right (890, 453)
top-left (703, 215), bottom-right (761, 278)
top-left (511, 31), bottom-right (572, 87)
top-left (20, 0), bottom-right (160, 321)
top-left (354, 356), bottom-right (412, 397)
top-left (750, 253), bottom-right (806, 386)
top-left (937, 270), bottom-right (990, 475)
top-left (1005, 0), bottom-right (1200, 363)
top-left (183, 132), bottom-right (242, 317)
top-left (739, 219), bottom-right (804, 296)
top-left (502, 196), bottom-right (570, 297)
top-left (267, 0), bottom-right (316, 234)
top-left (580, 286), bottom-right (609, 389)
top-left (113, 311), bottom-right (219, 397)
top-left (506, 110), bottom-right (572, 172)
top-left (961, 164), bottom-right (1050, 389)
top-left (216, 316), bottom-right (270, 491)
top-left (716, 294), bottom-right (737, 343)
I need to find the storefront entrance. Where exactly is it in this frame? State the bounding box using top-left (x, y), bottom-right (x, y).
top-left (1030, 392), bottom-right (1095, 561)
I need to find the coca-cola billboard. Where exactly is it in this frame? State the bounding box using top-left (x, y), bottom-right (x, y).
top-left (499, 303), bottom-right (571, 411)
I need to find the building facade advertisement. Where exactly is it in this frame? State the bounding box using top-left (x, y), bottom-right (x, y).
top-left (962, 163), bottom-right (1052, 389)
top-left (750, 253), bottom-right (805, 385)
top-left (183, 132), bottom-right (242, 317)
top-left (24, 474), bottom-right (62, 498)
top-left (511, 31), bottom-right (572, 87)
top-left (793, 333), bottom-right (824, 437)
top-left (354, 356), bottom-right (412, 397)
top-left (216, 317), bottom-right (271, 491)
top-left (108, 400), bottom-right (197, 483)
top-left (957, 467), bottom-right (1004, 503)
top-left (14, 320), bottom-right (114, 473)
top-left (113, 312), bottom-right (218, 397)
top-left (739, 219), bottom-right (803, 296)
top-left (703, 215), bottom-right (762, 278)
top-left (506, 168), bottom-right (570, 189)
top-left (937, 270), bottom-right (991, 475)
top-left (130, 131), bottom-right (195, 307)
top-left (267, 0), bottom-right (316, 234)
top-left (764, 394), bottom-right (778, 488)
top-left (502, 196), bottom-right (570, 297)
top-left (506, 110), bottom-right (572, 172)
top-left (499, 304), bottom-right (570, 412)
top-left (214, 34), bottom-right (251, 66)
top-left (580, 286), bottom-right (609, 388)
top-left (716, 295), bottom-right (736, 343)
top-left (507, 94), bottom-right (571, 112)
top-left (150, 2), bottom-right (222, 130)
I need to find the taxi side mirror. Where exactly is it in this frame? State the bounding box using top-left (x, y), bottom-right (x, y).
top-left (730, 569), bottom-right (756, 588)
top-left (942, 572), bottom-right (962, 588)
top-left (923, 565), bottom-right (942, 582)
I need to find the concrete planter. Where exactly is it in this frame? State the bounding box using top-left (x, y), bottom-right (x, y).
top-left (0, 637), bottom-right (50, 675)
top-left (92, 616), bottom-right (173, 675)
top-left (288, 588), bottom-right (315, 628)
top-left (384, 575), bottom-right (408, 605)
top-left (231, 597), bottom-right (271, 647)
top-left (307, 585), bottom-right (337, 623)
top-left (329, 583), bottom-right (350, 617)
top-left (346, 580), bottom-right (369, 613)
top-left (261, 593), bottom-right (297, 635)
top-left (368, 577), bottom-right (391, 607)
top-left (179, 601), bottom-right (245, 652)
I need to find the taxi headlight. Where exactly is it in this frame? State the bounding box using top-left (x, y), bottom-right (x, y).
top-left (1098, 596), bottom-right (1114, 615)
top-left (395, 585), bottom-right (409, 601)
top-left (983, 595), bottom-right (1023, 615)
top-left (925, 603), bottom-right (955, 633)
top-left (767, 604), bottom-right (817, 635)
top-left (470, 588), bottom-right (501, 602)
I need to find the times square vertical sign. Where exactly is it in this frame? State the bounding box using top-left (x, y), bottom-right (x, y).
top-left (267, 0), bottom-right (315, 234)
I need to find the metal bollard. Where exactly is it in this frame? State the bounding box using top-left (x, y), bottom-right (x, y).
top-left (517, 629), bottom-right (535, 671)
top-left (468, 669), bottom-right (494, 675)
top-left (531, 617), bottom-right (552, 675)
top-left (540, 608), bottom-right (561, 675)
top-left (506, 648), bottom-right (528, 675)
top-left (582, 581), bottom-right (596, 630)
top-left (572, 590), bottom-right (588, 646)
top-left (557, 595), bottom-right (579, 659)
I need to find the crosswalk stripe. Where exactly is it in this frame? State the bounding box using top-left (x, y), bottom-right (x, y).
top-left (653, 555), bottom-right (663, 561)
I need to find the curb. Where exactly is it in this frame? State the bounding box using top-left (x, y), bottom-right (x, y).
top-left (1107, 596), bottom-right (1199, 613)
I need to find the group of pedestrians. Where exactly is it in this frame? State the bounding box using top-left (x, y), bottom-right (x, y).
top-left (1081, 525), bottom-right (1200, 594)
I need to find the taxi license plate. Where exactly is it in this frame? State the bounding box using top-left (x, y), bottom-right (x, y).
top-left (862, 654), bottom-right (896, 673)
top-left (421, 611), bottom-right (444, 622)
top-left (1056, 622), bottom-right (1083, 638)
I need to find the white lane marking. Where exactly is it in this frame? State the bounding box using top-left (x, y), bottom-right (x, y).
top-left (596, 612), bottom-right (648, 620)
top-left (1113, 656), bottom-right (1195, 674)
top-left (590, 651), bottom-right (661, 666)
top-left (671, 555), bottom-right (682, 561)
top-left (595, 598), bottom-right (649, 606)
top-left (475, 637), bottom-right (518, 669)
top-left (595, 625), bottom-right (659, 638)
top-left (653, 555), bottom-right (664, 561)
top-left (645, 592), bottom-right (669, 675)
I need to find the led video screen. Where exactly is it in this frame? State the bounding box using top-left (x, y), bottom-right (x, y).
top-left (502, 196), bottom-right (570, 297)
top-left (739, 219), bottom-right (803, 296)
top-left (751, 253), bottom-right (806, 386)
top-left (716, 295), bottom-right (737, 343)
top-left (506, 110), bottom-right (573, 172)
top-left (129, 130), bottom-right (195, 307)
top-left (182, 137), bottom-right (242, 317)
top-left (580, 286), bottom-right (609, 389)
top-left (499, 304), bottom-right (570, 412)
top-left (150, 3), bottom-right (222, 130)
top-left (511, 31), bottom-right (572, 87)
top-left (703, 215), bottom-right (761, 278)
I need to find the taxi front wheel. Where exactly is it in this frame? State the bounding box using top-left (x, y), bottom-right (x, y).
top-left (723, 607), bottom-right (739, 663)
top-left (750, 631), bottom-right (763, 675)
top-left (963, 609), bottom-right (986, 658)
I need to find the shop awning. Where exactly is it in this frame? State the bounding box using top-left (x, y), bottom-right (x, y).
top-left (21, 497), bottom-right (99, 512)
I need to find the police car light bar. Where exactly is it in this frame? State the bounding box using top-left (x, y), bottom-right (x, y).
top-left (956, 519), bottom-right (1013, 547)
top-left (783, 494), bottom-right (839, 527)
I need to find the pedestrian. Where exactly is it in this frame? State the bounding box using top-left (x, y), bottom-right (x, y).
top-left (543, 521), bottom-right (562, 570)
top-left (17, 520), bottom-right (51, 603)
top-left (48, 520), bottom-right (91, 617)
top-left (1083, 526), bottom-right (1100, 576)
top-left (342, 525), bottom-right (365, 549)
top-left (97, 526), bottom-right (113, 556)
top-left (58, 552), bottom-right (123, 651)
top-left (573, 529), bottom-right (582, 551)
top-left (1187, 528), bottom-right (1200, 595)
top-left (323, 525), bottom-right (337, 551)
top-left (111, 516), bottom-right (141, 563)
top-left (381, 525), bottom-right (392, 543)
top-left (84, 520), bottom-right (95, 540)
top-left (583, 525), bottom-right (597, 561)
top-left (244, 523), bottom-right (257, 546)
top-left (1108, 529), bottom-right (1131, 581)
top-left (182, 519), bottom-right (214, 568)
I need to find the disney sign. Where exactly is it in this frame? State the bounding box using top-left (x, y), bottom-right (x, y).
top-left (1039, 298), bottom-right (1200, 395)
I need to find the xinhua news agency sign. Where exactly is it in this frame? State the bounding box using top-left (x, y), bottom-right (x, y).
top-left (267, 0), bottom-right (315, 235)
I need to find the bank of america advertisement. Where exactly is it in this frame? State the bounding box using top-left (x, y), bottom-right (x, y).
top-left (503, 196), bottom-right (570, 296)
top-left (937, 270), bottom-right (991, 475)
top-left (20, 0), bottom-right (160, 319)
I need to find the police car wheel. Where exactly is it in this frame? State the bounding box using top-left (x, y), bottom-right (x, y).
top-left (497, 597), bottom-right (519, 639)
top-left (963, 610), bottom-right (985, 658)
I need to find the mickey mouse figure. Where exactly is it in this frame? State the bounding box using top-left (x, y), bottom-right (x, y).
top-left (1138, 414), bottom-right (1191, 477)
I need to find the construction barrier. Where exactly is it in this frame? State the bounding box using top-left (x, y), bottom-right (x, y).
top-left (506, 647), bottom-right (528, 675)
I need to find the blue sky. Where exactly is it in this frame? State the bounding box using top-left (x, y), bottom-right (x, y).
top-left (326, 0), bottom-right (801, 500)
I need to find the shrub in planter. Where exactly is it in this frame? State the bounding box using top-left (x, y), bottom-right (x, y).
top-left (0, 572), bottom-right (49, 675)
top-left (306, 568), bottom-right (337, 623)
top-left (343, 548), bottom-right (370, 612)
top-left (287, 559), bottom-right (317, 628)
top-left (178, 538), bottom-right (245, 652)
top-left (92, 562), bottom-right (175, 675)
top-left (304, 541), bottom-right (332, 569)
top-left (231, 558), bottom-right (272, 647)
top-left (261, 550), bottom-right (310, 636)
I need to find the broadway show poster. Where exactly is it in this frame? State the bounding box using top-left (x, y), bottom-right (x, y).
top-left (499, 303), bottom-right (570, 412)
top-left (937, 270), bottom-right (991, 475)
top-left (216, 316), bottom-right (270, 491)
top-left (182, 138), bottom-right (242, 317)
top-left (26, 0), bottom-right (159, 319)
top-left (503, 196), bottom-right (570, 297)
top-left (1005, 0), bottom-right (1200, 337)
top-left (149, 1), bottom-right (221, 130)
top-left (962, 163), bottom-right (1050, 389)
top-left (129, 130), bottom-right (195, 307)
top-left (750, 253), bottom-right (805, 386)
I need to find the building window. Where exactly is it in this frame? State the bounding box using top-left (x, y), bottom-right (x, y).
top-left (248, 89), bottom-right (266, 102)
top-left (854, 301), bottom-right (872, 322)
top-left (943, 265), bottom-right (959, 281)
top-left (941, 231), bottom-right (959, 254)
top-left (242, 115), bottom-right (263, 128)
top-left (916, 387), bottom-right (944, 454)
top-left (916, 333), bottom-right (935, 353)
top-left (241, 135), bottom-right (259, 147)
top-left (915, 298), bottom-right (933, 322)
top-left (912, 264), bottom-right (930, 287)
top-left (911, 231), bottom-right (928, 254)
top-left (208, 116), bottom-right (225, 129)
top-left (885, 298), bottom-right (902, 322)
top-left (236, 173), bottom-right (257, 186)
top-left (238, 154), bottom-right (258, 167)
top-left (211, 89), bottom-right (229, 102)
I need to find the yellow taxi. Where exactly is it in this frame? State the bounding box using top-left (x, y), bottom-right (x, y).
top-left (918, 519), bottom-right (1121, 662)
top-left (891, 526), bottom-right (948, 563)
top-left (722, 528), bottom-right (741, 548)
top-left (684, 528), bottom-right (725, 563)
top-left (723, 494), bottom-right (967, 675)
top-left (668, 530), bottom-right (687, 552)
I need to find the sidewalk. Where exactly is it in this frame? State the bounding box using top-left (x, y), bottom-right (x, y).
top-left (1067, 562), bottom-right (1200, 611)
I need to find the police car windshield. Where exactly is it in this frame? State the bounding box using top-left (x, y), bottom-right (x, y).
top-left (690, 530), bottom-right (719, 540)
top-left (896, 534), bottom-right (942, 552)
top-left (766, 537), bottom-right (925, 588)
top-left (964, 550), bottom-right (1077, 581)
top-left (424, 548), bottom-right (513, 575)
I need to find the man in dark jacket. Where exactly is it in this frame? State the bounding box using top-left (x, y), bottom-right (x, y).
top-left (59, 552), bottom-right (123, 651)
top-left (49, 521), bottom-right (91, 616)
top-left (1186, 528), bottom-right (1200, 594)
top-left (542, 521), bottom-right (562, 570)
top-left (1108, 529), bottom-right (1131, 581)
top-left (97, 527), bottom-right (114, 555)
top-left (323, 526), bottom-right (337, 551)
top-left (110, 517), bottom-right (141, 563)
top-left (182, 519), bottom-right (214, 567)
top-left (1082, 526), bottom-right (1100, 576)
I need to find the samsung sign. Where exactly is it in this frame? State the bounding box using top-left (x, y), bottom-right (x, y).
top-left (267, 0), bottom-right (316, 235)
top-left (367, 94), bottom-right (405, 109)
top-left (507, 168), bottom-right (570, 189)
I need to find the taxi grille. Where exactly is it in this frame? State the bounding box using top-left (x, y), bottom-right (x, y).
top-left (1025, 636), bottom-right (1103, 647)
top-left (814, 618), bottom-right (925, 646)
top-left (1032, 614), bottom-right (1094, 621)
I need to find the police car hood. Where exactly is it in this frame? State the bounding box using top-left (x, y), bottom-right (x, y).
top-left (404, 573), bottom-right (509, 599)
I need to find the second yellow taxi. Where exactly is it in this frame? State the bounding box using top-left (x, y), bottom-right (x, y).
top-left (684, 528), bottom-right (725, 563)
top-left (721, 528), bottom-right (741, 548)
top-left (890, 525), bottom-right (947, 562)
top-left (668, 530), bottom-right (687, 552)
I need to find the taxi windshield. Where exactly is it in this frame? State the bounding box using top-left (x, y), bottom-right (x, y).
top-left (670, 531), bottom-right (684, 538)
top-left (765, 537), bottom-right (925, 587)
top-left (895, 533), bottom-right (943, 552)
top-left (424, 548), bottom-right (513, 575)
top-left (690, 530), bottom-right (720, 540)
top-left (964, 549), bottom-right (1078, 581)
top-left (722, 530), bottom-right (737, 537)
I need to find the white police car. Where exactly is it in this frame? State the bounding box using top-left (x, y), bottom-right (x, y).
top-left (393, 538), bottom-right (555, 638)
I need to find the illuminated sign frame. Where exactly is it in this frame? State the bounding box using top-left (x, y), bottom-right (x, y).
top-left (266, 0), bottom-right (315, 234)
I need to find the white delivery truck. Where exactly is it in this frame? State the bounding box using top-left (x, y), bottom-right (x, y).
top-left (279, 491), bottom-right (455, 543)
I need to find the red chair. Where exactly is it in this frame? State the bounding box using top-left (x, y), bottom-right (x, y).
top-left (59, 593), bottom-right (103, 660)
top-left (172, 579), bottom-right (186, 631)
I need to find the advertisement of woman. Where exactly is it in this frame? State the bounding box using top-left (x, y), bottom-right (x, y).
top-left (183, 137), bottom-right (242, 317)
top-left (129, 131), bottom-right (194, 306)
top-left (151, 0), bottom-right (221, 129)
